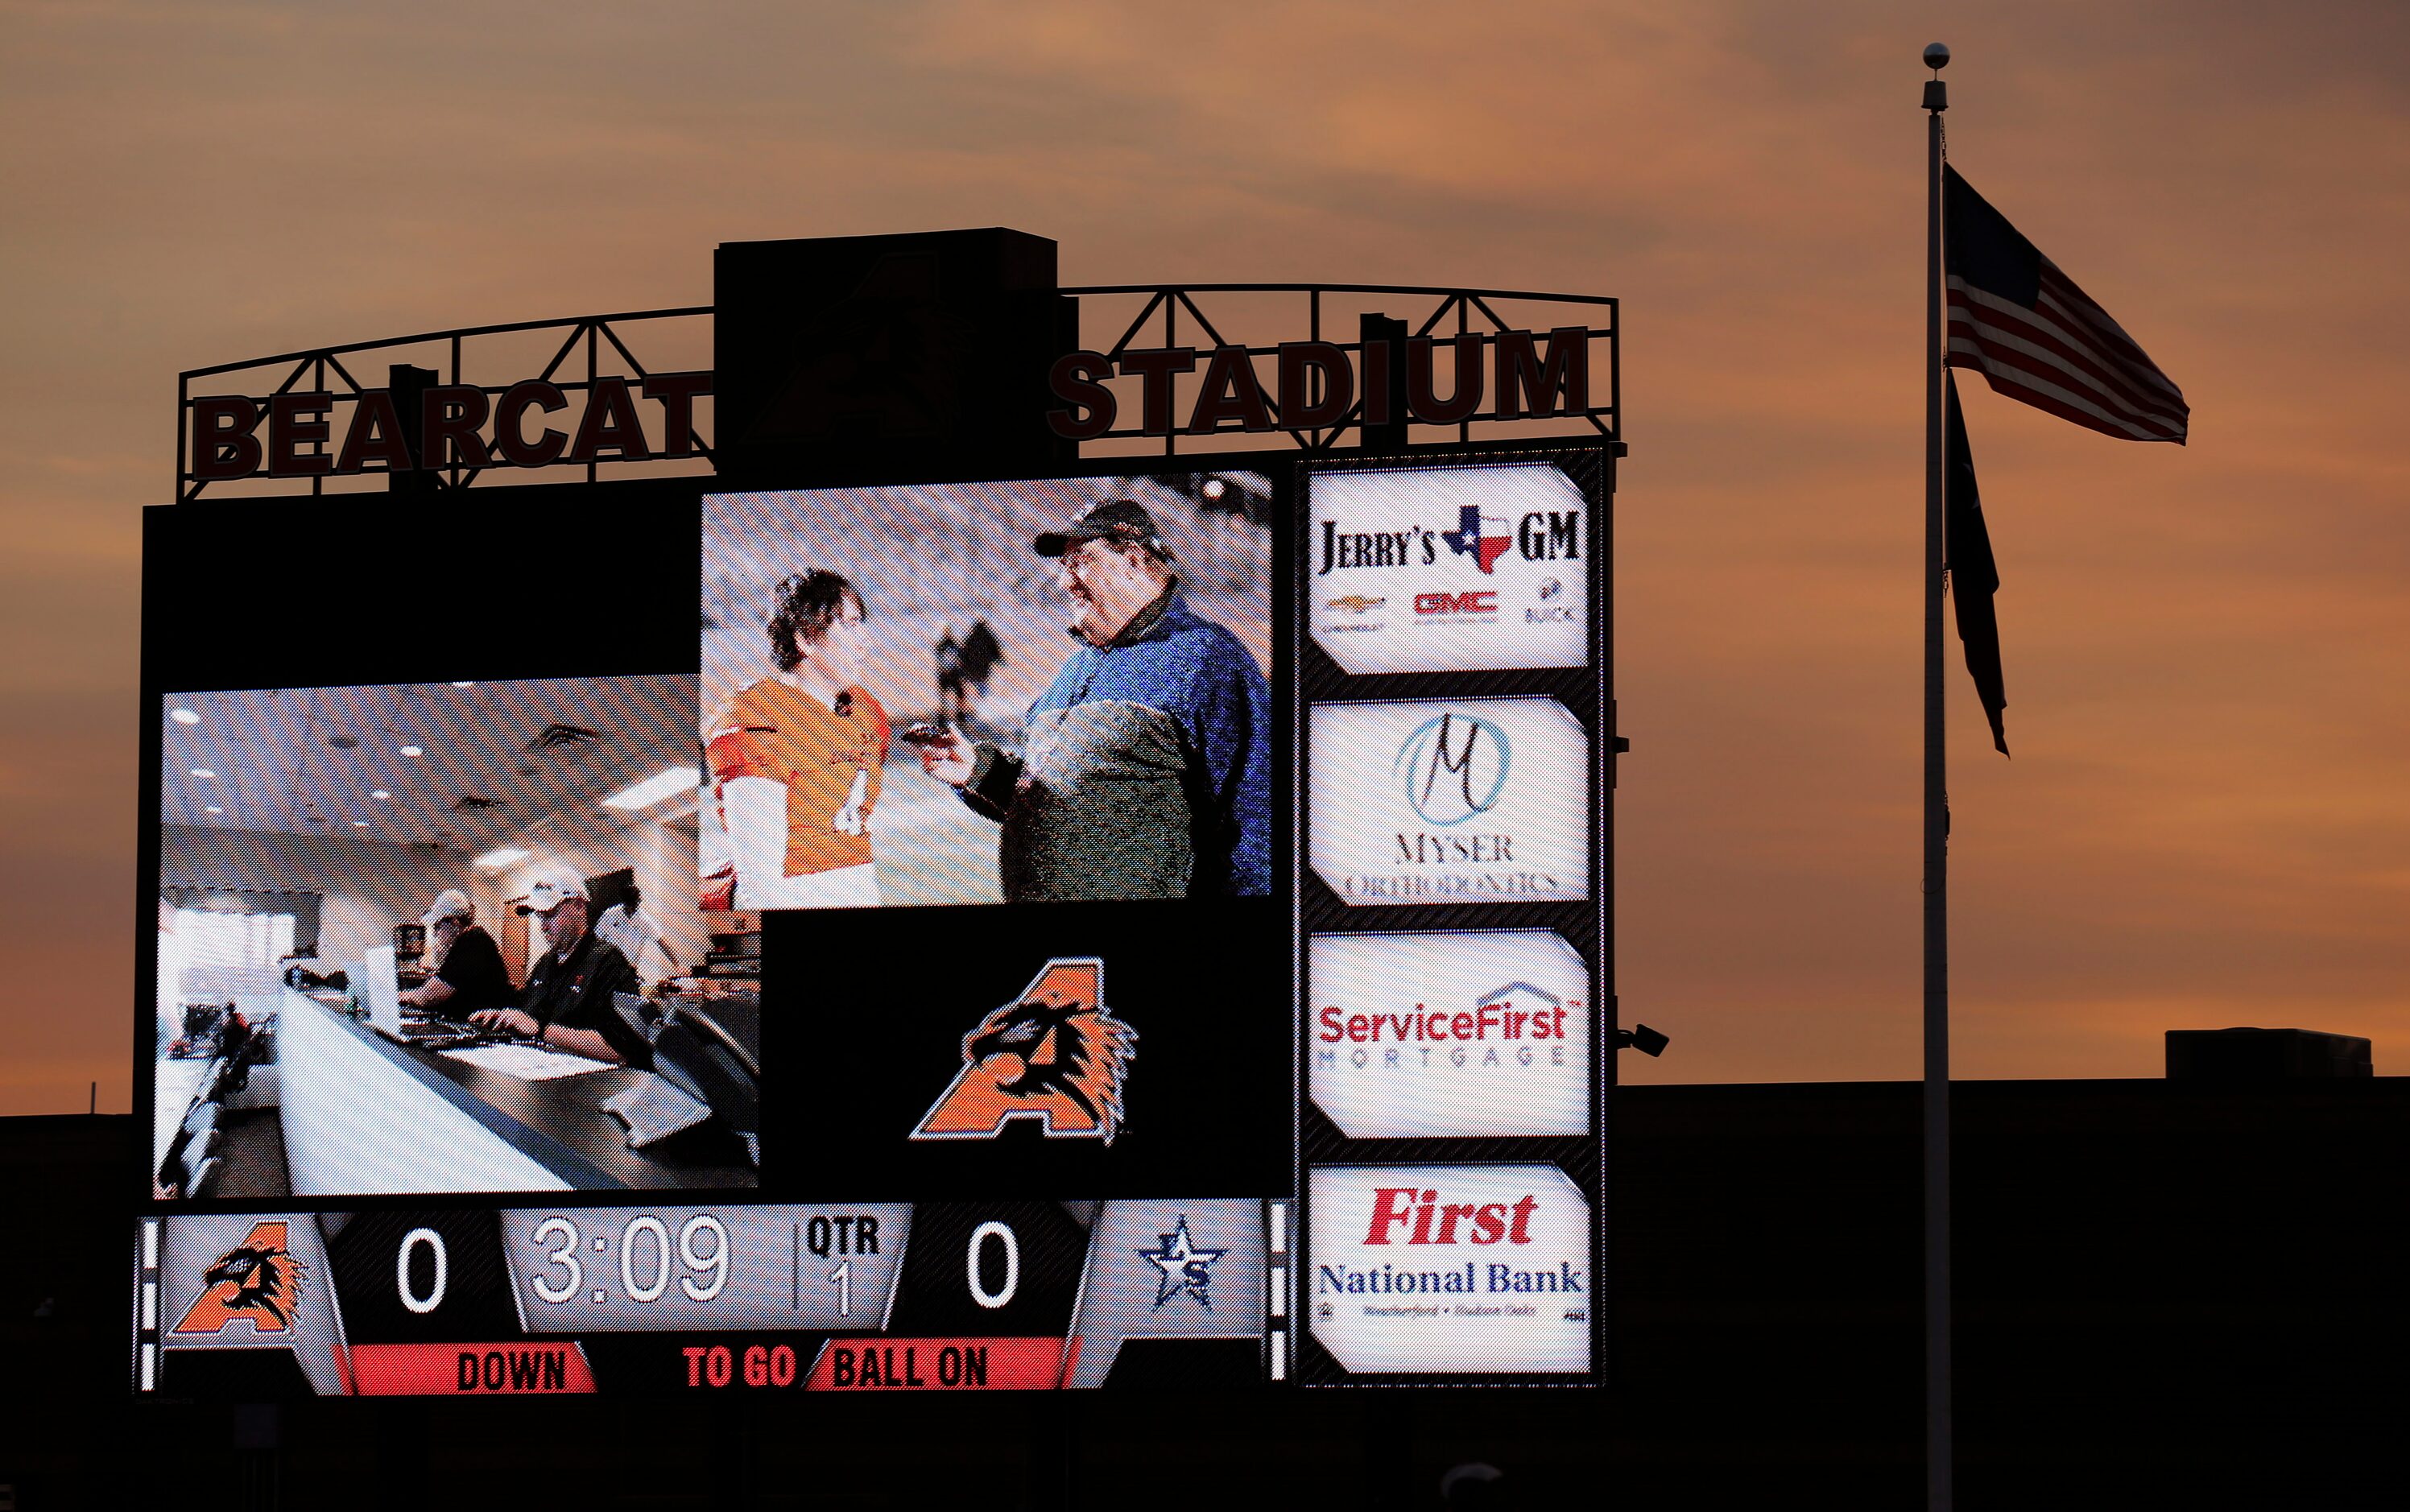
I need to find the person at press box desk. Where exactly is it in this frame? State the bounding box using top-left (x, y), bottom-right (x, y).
top-left (593, 882), bottom-right (676, 989)
top-left (396, 888), bottom-right (513, 1021)
top-left (471, 869), bottom-right (649, 1065)
top-left (916, 499), bottom-right (1273, 902)
top-left (703, 568), bottom-right (892, 910)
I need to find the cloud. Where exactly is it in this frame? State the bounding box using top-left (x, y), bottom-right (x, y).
top-left (3, 1), bottom-right (2407, 1109)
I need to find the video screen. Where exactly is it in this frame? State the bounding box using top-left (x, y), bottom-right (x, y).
top-left (151, 675), bottom-right (758, 1201)
top-left (134, 448), bottom-right (1609, 1395)
top-left (701, 473), bottom-right (1273, 909)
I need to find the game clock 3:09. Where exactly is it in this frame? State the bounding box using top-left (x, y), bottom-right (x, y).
top-left (498, 1205), bottom-right (912, 1332)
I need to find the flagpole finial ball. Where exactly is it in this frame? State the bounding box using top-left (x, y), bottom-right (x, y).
top-left (1924, 43), bottom-right (1950, 70)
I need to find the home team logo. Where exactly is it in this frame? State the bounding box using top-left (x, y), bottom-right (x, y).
top-left (171, 1220), bottom-right (306, 1336)
top-left (913, 959), bottom-right (1137, 1144)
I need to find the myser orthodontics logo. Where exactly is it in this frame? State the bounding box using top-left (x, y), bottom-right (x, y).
top-left (1308, 463), bottom-right (1589, 676)
top-left (1310, 931), bottom-right (1590, 1138)
top-left (1395, 711), bottom-right (1510, 828)
top-left (1308, 1164), bottom-right (1592, 1374)
top-left (1309, 697), bottom-right (1590, 906)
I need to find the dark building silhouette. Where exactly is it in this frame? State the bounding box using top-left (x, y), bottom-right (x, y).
top-left (10, 1057), bottom-right (2407, 1509)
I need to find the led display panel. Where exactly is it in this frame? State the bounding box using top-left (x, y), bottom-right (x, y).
top-left (134, 445), bottom-right (1610, 1397)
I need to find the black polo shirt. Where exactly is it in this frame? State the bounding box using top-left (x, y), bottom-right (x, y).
top-left (432, 925), bottom-right (515, 1021)
top-left (520, 927), bottom-right (649, 1067)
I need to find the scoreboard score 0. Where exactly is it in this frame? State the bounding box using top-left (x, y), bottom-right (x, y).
top-left (135, 445), bottom-right (1613, 1394)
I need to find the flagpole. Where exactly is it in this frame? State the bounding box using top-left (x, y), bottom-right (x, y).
top-left (1920, 40), bottom-right (1954, 1512)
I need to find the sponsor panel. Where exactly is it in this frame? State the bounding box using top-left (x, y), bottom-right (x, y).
top-left (1308, 697), bottom-right (1590, 906)
top-left (1308, 1164), bottom-right (1590, 1375)
top-left (1308, 463), bottom-right (1589, 675)
top-left (1309, 932), bottom-right (1589, 1138)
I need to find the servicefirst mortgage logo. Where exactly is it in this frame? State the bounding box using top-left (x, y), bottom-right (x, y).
top-left (1309, 931), bottom-right (1591, 1139)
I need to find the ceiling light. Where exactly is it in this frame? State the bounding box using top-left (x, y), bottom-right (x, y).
top-left (351, 820), bottom-right (370, 828)
top-left (190, 768), bottom-right (216, 779)
top-left (370, 790), bottom-right (391, 801)
top-left (170, 708), bottom-right (201, 725)
top-left (601, 766), bottom-right (701, 811)
top-left (450, 681), bottom-right (475, 688)
top-left (473, 846), bottom-right (531, 870)
top-left (399, 745), bottom-right (424, 758)
top-left (205, 805), bottom-right (224, 816)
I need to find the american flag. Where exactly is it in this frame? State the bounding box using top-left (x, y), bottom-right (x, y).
top-left (1944, 166), bottom-right (2189, 444)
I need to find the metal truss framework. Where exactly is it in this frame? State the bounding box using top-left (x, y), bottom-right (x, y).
top-left (1056, 283), bottom-right (1619, 456)
top-left (175, 308), bottom-right (713, 501)
top-left (175, 284), bottom-right (1618, 496)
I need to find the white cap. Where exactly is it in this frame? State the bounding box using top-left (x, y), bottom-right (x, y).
top-left (515, 867), bottom-right (590, 915)
top-left (420, 889), bottom-right (474, 927)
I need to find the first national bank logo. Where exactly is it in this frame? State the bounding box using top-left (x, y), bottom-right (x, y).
top-left (912, 959), bottom-right (1137, 1145)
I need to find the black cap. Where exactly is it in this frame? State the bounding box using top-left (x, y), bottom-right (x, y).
top-left (1034, 499), bottom-right (1174, 561)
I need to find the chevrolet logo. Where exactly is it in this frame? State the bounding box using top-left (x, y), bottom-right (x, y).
top-left (1325, 596), bottom-right (1386, 614)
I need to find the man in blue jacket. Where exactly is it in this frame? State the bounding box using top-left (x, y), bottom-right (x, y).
top-left (917, 499), bottom-right (1271, 902)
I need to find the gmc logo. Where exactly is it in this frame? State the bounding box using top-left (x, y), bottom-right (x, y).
top-left (1415, 591), bottom-right (1496, 615)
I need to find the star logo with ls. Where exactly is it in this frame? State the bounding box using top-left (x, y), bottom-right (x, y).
top-left (1135, 1216), bottom-right (1226, 1310)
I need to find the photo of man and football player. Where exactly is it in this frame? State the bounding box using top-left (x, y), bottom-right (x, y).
top-left (701, 472), bottom-right (1275, 909)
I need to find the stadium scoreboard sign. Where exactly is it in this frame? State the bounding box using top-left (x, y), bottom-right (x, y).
top-left (136, 233), bottom-right (1622, 1397)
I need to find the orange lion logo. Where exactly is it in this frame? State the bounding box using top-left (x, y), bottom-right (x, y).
top-left (912, 959), bottom-right (1136, 1145)
top-left (171, 1220), bottom-right (307, 1336)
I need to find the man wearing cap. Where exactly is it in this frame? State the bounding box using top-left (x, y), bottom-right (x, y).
top-left (917, 499), bottom-right (1271, 902)
top-left (469, 869), bottom-right (649, 1065)
top-left (397, 889), bottom-right (514, 1022)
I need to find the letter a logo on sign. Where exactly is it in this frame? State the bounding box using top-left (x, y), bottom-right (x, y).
top-left (912, 959), bottom-right (1137, 1144)
top-left (172, 1221), bottom-right (307, 1336)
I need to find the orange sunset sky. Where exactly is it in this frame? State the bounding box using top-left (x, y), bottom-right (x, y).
top-left (2, 2), bottom-right (2404, 1114)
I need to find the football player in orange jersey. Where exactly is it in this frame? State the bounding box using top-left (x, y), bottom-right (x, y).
top-left (704, 571), bottom-right (891, 909)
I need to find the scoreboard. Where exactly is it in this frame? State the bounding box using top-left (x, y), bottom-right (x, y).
top-left (136, 444), bottom-right (1613, 1394)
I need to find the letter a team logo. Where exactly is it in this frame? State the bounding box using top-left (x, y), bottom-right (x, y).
top-left (172, 1220), bottom-right (307, 1336)
top-left (913, 958), bottom-right (1137, 1144)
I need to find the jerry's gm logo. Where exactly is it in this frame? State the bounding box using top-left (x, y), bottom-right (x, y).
top-left (913, 959), bottom-right (1137, 1144)
top-left (1308, 462), bottom-right (1590, 677)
